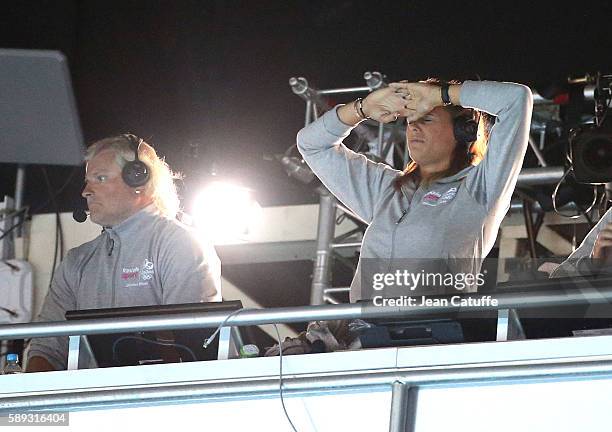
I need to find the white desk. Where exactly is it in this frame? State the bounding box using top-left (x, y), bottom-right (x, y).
top-left (2, 335), bottom-right (612, 431)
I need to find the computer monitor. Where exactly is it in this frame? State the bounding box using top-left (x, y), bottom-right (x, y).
top-left (65, 301), bottom-right (245, 368)
top-left (495, 273), bottom-right (612, 338)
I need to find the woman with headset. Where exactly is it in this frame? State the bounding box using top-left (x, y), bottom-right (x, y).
top-left (297, 79), bottom-right (533, 302)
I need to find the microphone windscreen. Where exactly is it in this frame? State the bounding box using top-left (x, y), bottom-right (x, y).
top-left (73, 208), bottom-right (88, 223)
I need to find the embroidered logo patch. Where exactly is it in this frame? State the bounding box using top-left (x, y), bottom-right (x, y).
top-left (121, 258), bottom-right (155, 287)
top-left (422, 187), bottom-right (458, 206)
top-left (121, 266), bottom-right (139, 281)
top-left (141, 258), bottom-right (155, 281)
top-left (422, 191), bottom-right (441, 206)
top-left (438, 187), bottom-right (458, 204)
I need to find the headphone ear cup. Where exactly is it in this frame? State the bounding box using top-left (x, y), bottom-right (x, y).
top-left (453, 117), bottom-right (478, 146)
top-left (122, 160), bottom-right (150, 188)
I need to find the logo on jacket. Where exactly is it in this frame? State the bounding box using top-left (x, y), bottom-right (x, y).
top-left (121, 266), bottom-right (139, 281)
top-left (121, 258), bottom-right (155, 286)
top-left (141, 258), bottom-right (155, 281)
top-left (422, 187), bottom-right (457, 206)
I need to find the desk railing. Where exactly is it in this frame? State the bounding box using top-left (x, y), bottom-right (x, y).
top-left (2, 284), bottom-right (612, 343)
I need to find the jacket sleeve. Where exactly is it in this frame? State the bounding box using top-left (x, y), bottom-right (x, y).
top-left (297, 107), bottom-right (399, 223)
top-left (461, 81), bottom-right (533, 213)
top-left (27, 252), bottom-right (78, 370)
top-left (550, 207), bottom-right (612, 277)
top-left (158, 225), bottom-right (222, 303)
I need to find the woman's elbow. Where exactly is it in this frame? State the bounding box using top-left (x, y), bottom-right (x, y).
top-left (296, 128), bottom-right (316, 157)
top-left (510, 83), bottom-right (534, 110)
top-left (296, 128), bottom-right (307, 153)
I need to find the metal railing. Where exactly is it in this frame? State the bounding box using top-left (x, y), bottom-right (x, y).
top-left (2, 284), bottom-right (612, 341)
top-left (1, 347), bottom-right (612, 415)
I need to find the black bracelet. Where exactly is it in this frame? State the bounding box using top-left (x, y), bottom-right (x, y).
top-left (440, 83), bottom-right (452, 106)
top-left (357, 98), bottom-right (370, 120)
top-left (356, 98), bottom-right (370, 120)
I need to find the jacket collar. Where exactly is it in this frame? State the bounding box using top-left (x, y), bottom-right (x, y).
top-left (399, 165), bottom-right (474, 201)
top-left (434, 165), bottom-right (474, 184)
top-left (103, 204), bottom-right (160, 236)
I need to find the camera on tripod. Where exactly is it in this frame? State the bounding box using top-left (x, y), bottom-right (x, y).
top-left (568, 72), bottom-right (612, 184)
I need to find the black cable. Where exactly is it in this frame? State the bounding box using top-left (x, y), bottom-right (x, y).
top-left (0, 166), bottom-right (80, 243)
top-left (551, 167), bottom-right (598, 219)
top-left (575, 201), bottom-right (595, 229)
top-left (58, 201), bottom-right (65, 258)
top-left (42, 167), bottom-right (65, 286)
top-left (41, 168), bottom-right (67, 262)
top-left (0, 209), bottom-right (25, 234)
top-left (49, 212), bottom-right (59, 286)
top-left (203, 309), bottom-right (300, 432)
top-left (573, 186), bottom-right (597, 229)
top-left (274, 323), bottom-right (299, 432)
top-left (0, 208), bottom-right (29, 242)
top-left (34, 166), bottom-right (80, 215)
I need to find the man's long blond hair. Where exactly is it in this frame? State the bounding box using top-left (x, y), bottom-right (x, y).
top-left (85, 135), bottom-right (181, 218)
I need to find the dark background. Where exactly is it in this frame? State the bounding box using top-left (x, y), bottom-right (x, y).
top-left (2, 1), bottom-right (612, 344)
top-left (2, 0), bottom-right (612, 211)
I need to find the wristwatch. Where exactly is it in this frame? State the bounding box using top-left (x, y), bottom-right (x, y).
top-left (440, 83), bottom-right (452, 106)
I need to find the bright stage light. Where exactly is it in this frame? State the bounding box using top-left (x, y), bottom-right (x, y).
top-left (191, 181), bottom-right (262, 245)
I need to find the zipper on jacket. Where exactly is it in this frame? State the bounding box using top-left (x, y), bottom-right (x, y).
top-left (388, 205), bottom-right (408, 273)
top-left (396, 210), bottom-right (407, 224)
top-left (109, 234), bottom-right (120, 307)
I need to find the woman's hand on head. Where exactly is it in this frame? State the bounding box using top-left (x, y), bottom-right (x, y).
top-left (338, 81), bottom-right (460, 126)
top-left (360, 86), bottom-right (412, 124)
top-left (389, 81), bottom-right (446, 122)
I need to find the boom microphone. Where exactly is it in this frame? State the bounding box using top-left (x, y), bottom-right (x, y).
top-left (72, 208), bottom-right (88, 223)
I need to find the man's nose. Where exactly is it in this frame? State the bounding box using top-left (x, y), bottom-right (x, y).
top-left (82, 183), bottom-right (93, 198)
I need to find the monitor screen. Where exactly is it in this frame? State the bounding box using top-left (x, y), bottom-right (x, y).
top-left (496, 273), bottom-right (612, 338)
top-left (65, 301), bottom-right (244, 368)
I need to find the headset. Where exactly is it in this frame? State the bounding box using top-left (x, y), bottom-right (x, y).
top-left (121, 133), bottom-right (150, 188)
top-left (453, 110), bottom-right (479, 148)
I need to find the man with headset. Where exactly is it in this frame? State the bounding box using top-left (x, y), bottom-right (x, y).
top-left (27, 134), bottom-right (221, 372)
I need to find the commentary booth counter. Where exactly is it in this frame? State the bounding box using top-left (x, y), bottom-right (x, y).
top-left (3, 283), bottom-right (612, 432)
